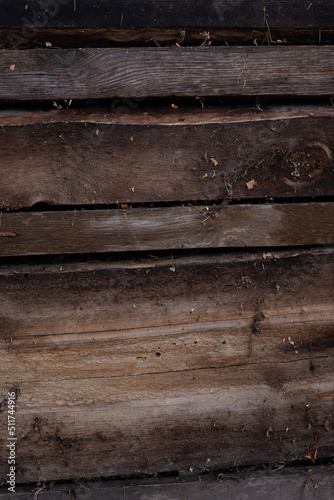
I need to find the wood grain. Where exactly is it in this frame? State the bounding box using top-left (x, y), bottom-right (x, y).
top-left (3, 320), bottom-right (333, 377)
top-left (0, 0), bottom-right (333, 29)
top-left (0, 47), bottom-right (333, 100)
top-left (1, 248), bottom-right (333, 346)
top-left (0, 203), bottom-right (333, 256)
top-left (1, 360), bottom-right (333, 482)
top-left (4, 468), bottom-right (334, 500)
top-left (0, 106), bottom-right (333, 209)
top-left (1, 249), bottom-right (333, 482)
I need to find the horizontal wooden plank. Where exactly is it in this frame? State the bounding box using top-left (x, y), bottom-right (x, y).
top-left (1, 248), bottom-right (332, 344)
top-left (1, 249), bottom-right (333, 481)
top-left (0, 203), bottom-right (333, 256)
top-left (2, 27), bottom-right (334, 49)
top-left (5, 468), bottom-right (334, 500)
top-left (0, 1), bottom-right (333, 29)
top-left (3, 320), bottom-right (333, 378)
top-left (1, 106), bottom-right (333, 209)
top-left (1, 359), bottom-right (333, 482)
top-left (0, 47), bottom-right (333, 100)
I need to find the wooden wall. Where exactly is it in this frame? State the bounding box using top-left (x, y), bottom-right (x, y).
top-left (0, 0), bottom-right (333, 493)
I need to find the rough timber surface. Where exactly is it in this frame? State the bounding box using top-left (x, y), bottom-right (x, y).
top-left (0, 203), bottom-right (333, 256)
top-left (0, 47), bottom-right (333, 100)
top-left (0, 106), bottom-right (333, 208)
top-left (1, 355), bottom-right (334, 483)
top-left (0, 249), bottom-right (333, 482)
top-left (3, 468), bottom-right (334, 500)
top-left (0, 0), bottom-right (333, 29)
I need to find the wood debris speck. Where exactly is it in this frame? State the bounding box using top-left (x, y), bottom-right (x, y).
top-left (246, 179), bottom-right (258, 190)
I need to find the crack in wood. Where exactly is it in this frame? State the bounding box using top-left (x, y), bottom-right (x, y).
top-left (11, 354), bottom-right (333, 385)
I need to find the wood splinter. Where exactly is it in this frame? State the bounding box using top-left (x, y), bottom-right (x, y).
top-left (57, 437), bottom-right (69, 467)
top-left (0, 232), bottom-right (18, 237)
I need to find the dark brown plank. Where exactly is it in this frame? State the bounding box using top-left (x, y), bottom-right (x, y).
top-left (0, 47), bottom-right (333, 100)
top-left (1, 248), bottom-right (332, 344)
top-left (4, 468), bottom-right (334, 500)
top-left (1, 249), bottom-right (333, 482)
top-left (0, 1), bottom-right (333, 29)
top-left (0, 203), bottom-right (333, 256)
top-left (1, 106), bottom-right (333, 209)
top-left (1, 359), bottom-right (333, 482)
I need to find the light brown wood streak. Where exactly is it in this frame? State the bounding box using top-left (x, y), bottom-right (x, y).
top-left (0, 47), bottom-right (333, 100)
top-left (0, 106), bottom-right (333, 209)
top-left (2, 320), bottom-right (333, 380)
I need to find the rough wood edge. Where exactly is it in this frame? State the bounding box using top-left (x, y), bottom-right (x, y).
top-left (0, 104), bottom-right (333, 126)
top-left (0, 246), bottom-right (332, 274)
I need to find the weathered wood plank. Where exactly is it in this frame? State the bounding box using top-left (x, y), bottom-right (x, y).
top-left (3, 320), bottom-right (333, 378)
top-left (1, 249), bottom-right (333, 482)
top-left (4, 468), bottom-right (334, 500)
top-left (1, 107), bottom-right (333, 209)
top-left (1, 359), bottom-right (333, 482)
top-left (0, 203), bottom-right (333, 256)
top-left (1, 248), bottom-right (332, 344)
top-left (0, 47), bottom-right (333, 100)
top-left (0, 0), bottom-right (333, 29)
